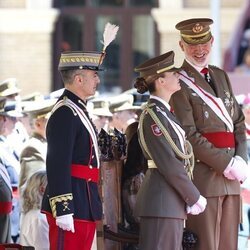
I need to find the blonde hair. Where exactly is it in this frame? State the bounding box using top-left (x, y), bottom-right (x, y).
top-left (21, 170), bottom-right (47, 214)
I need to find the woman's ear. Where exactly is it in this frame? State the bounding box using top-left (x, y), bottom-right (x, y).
top-left (158, 76), bottom-right (165, 84)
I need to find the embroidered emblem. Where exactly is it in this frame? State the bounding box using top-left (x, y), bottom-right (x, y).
top-left (192, 23), bottom-right (203, 33)
top-left (49, 193), bottom-right (73, 217)
top-left (204, 111), bottom-right (209, 119)
top-left (151, 124), bottom-right (162, 136)
top-left (62, 201), bottom-right (70, 211)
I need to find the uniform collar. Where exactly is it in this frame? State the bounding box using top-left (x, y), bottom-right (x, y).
top-left (61, 89), bottom-right (87, 110)
top-left (150, 95), bottom-right (171, 111)
top-left (185, 59), bottom-right (208, 73)
top-left (31, 132), bottom-right (47, 142)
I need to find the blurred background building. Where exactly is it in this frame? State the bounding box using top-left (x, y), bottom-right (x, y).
top-left (0, 0), bottom-right (249, 96)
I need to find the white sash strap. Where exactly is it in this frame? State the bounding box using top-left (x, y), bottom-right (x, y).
top-left (179, 70), bottom-right (234, 132)
top-left (157, 107), bottom-right (186, 153)
top-left (52, 99), bottom-right (100, 168)
top-left (0, 163), bottom-right (12, 192)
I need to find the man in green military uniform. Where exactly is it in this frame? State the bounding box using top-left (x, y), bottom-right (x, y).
top-left (19, 98), bottom-right (56, 190)
top-left (171, 18), bottom-right (248, 249)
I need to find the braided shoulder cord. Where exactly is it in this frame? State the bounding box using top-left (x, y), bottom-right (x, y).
top-left (139, 103), bottom-right (194, 179)
top-left (138, 109), bottom-right (153, 160)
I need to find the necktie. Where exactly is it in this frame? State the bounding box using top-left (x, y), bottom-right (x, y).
top-left (200, 67), bottom-right (217, 94)
top-left (200, 67), bottom-right (211, 83)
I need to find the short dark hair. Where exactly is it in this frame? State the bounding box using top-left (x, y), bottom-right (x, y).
top-left (59, 69), bottom-right (79, 85)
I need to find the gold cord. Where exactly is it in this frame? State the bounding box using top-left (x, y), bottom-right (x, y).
top-left (139, 103), bottom-right (194, 179)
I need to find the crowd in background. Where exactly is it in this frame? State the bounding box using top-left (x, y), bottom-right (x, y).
top-left (0, 31), bottom-right (250, 249)
top-left (0, 77), bottom-right (149, 249)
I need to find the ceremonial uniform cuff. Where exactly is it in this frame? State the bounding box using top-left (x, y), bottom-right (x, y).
top-left (49, 193), bottom-right (74, 217)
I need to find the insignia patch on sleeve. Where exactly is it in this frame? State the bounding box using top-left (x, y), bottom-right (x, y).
top-left (151, 124), bottom-right (162, 136)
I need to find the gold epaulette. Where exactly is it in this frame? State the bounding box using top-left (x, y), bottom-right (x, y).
top-left (51, 97), bottom-right (77, 116)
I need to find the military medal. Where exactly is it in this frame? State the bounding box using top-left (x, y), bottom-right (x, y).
top-left (224, 90), bottom-right (234, 116)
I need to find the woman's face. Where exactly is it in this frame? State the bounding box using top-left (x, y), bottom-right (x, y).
top-left (161, 71), bottom-right (181, 94)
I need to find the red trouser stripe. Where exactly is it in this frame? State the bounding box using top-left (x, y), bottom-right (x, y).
top-left (0, 201), bottom-right (12, 214)
top-left (202, 132), bottom-right (235, 148)
top-left (71, 164), bottom-right (99, 183)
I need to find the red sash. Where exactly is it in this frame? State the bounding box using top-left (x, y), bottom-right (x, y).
top-left (202, 132), bottom-right (235, 148)
top-left (71, 164), bottom-right (99, 183)
top-left (0, 201), bottom-right (12, 214)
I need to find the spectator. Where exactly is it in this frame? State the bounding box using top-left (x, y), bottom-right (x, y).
top-left (20, 170), bottom-right (49, 250)
top-left (0, 99), bottom-right (23, 243)
top-left (0, 78), bottom-right (28, 157)
top-left (0, 97), bottom-right (12, 243)
top-left (19, 98), bottom-right (55, 191)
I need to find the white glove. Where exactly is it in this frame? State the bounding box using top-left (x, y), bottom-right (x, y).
top-left (187, 195), bottom-right (207, 215)
top-left (223, 156), bottom-right (248, 183)
top-left (223, 158), bottom-right (236, 180)
top-left (56, 214), bottom-right (75, 233)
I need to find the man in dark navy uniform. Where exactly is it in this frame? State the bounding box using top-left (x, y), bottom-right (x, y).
top-left (41, 51), bottom-right (107, 250)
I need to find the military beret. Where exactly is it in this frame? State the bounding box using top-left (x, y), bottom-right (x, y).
top-left (175, 18), bottom-right (213, 44)
top-left (58, 51), bottom-right (105, 71)
top-left (134, 51), bottom-right (178, 78)
top-left (0, 78), bottom-right (21, 97)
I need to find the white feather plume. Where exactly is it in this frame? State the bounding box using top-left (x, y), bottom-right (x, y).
top-left (101, 22), bottom-right (119, 52)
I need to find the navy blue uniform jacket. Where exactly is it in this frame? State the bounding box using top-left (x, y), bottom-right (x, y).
top-left (42, 89), bottom-right (102, 221)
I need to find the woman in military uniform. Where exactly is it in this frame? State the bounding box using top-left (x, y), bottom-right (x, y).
top-left (133, 51), bottom-right (207, 250)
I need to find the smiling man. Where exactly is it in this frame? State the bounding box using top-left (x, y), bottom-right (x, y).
top-left (170, 18), bottom-right (248, 250)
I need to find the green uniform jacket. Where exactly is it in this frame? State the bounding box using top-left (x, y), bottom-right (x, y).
top-left (170, 60), bottom-right (247, 197)
top-left (134, 97), bottom-right (200, 219)
top-left (19, 133), bottom-right (46, 190)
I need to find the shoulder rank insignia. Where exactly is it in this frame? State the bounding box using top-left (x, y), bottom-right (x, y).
top-left (151, 124), bottom-right (162, 136)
